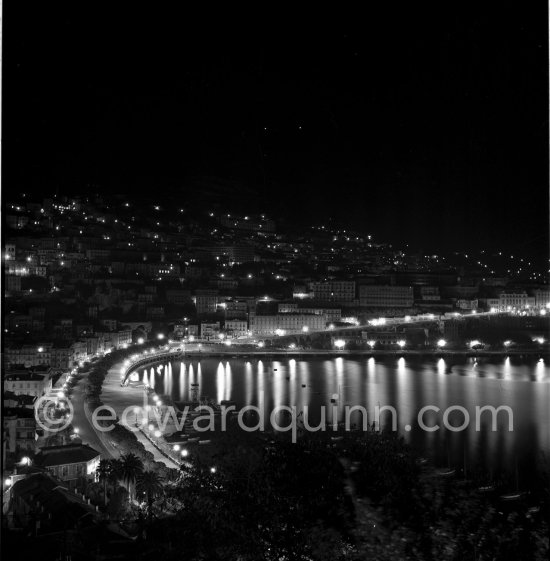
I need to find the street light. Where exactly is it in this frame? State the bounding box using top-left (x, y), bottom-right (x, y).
top-left (154, 430), bottom-right (162, 438)
top-left (437, 339), bottom-right (446, 348)
top-left (367, 340), bottom-right (376, 348)
top-left (173, 444), bottom-right (180, 451)
top-left (302, 326), bottom-right (309, 332)
top-left (137, 337), bottom-right (145, 344)
top-left (470, 340), bottom-right (482, 348)
top-left (503, 340), bottom-right (512, 347)
top-left (334, 340), bottom-right (346, 349)
top-left (397, 340), bottom-right (406, 348)
top-left (157, 334), bottom-right (165, 340)
top-left (181, 449), bottom-right (189, 457)
top-left (210, 467), bottom-right (217, 474)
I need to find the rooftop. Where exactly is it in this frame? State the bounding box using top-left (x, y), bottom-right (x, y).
top-left (35, 443), bottom-right (101, 467)
top-left (5, 372), bottom-right (50, 382)
top-left (9, 473), bottom-right (96, 526)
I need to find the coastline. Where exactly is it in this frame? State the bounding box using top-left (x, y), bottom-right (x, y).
top-left (72, 343), bottom-right (549, 481)
top-left (119, 344), bottom-right (549, 384)
top-left (100, 364), bottom-right (181, 469)
top-left (132, 347), bottom-right (549, 359)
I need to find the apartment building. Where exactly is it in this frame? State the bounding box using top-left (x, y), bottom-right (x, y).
top-left (310, 281), bottom-right (356, 302)
top-left (359, 285), bottom-right (414, 308)
top-left (250, 313), bottom-right (327, 336)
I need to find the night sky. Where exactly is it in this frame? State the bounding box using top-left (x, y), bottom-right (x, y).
top-left (4, 6), bottom-right (548, 256)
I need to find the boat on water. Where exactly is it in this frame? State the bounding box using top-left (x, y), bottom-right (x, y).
top-left (499, 458), bottom-right (523, 501)
top-left (435, 469), bottom-right (456, 477)
top-left (500, 492), bottom-right (525, 501)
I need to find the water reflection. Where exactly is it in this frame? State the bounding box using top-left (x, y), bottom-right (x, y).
top-left (149, 356), bottom-right (550, 481)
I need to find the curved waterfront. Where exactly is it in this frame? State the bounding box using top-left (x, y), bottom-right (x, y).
top-left (133, 355), bottom-right (550, 485)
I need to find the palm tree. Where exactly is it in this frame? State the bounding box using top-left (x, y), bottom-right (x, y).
top-left (136, 471), bottom-right (164, 522)
top-left (96, 459), bottom-right (112, 506)
top-left (96, 458), bottom-right (125, 506)
top-left (120, 453), bottom-right (144, 503)
top-left (108, 458), bottom-right (124, 484)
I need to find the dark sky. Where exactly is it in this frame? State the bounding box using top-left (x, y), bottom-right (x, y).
top-left (3, 6), bottom-right (549, 256)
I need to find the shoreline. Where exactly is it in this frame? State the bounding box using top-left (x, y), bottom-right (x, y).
top-left (145, 348), bottom-right (548, 358)
top-left (100, 364), bottom-right (181, 469)
top-left (119, 346), bottom-right (549, 384)
top-left (119, 345), bottom-right (549, 383)
top-left (85, 345), bottom-right (549, 476)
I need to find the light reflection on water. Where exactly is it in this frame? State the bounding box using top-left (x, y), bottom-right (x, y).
top-left (144, 356), bottom-right (550, 480)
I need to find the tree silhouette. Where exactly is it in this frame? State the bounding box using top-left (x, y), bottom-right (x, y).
top-left (96, 459), bottom-right (112, 506)
top-left (119, 453), bottom-right (144, 503)
top-left (136, 471), bottom-right (164, 523)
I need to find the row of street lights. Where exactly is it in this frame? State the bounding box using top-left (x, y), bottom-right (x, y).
top-left (332, 337), bottom-right (546, 350)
